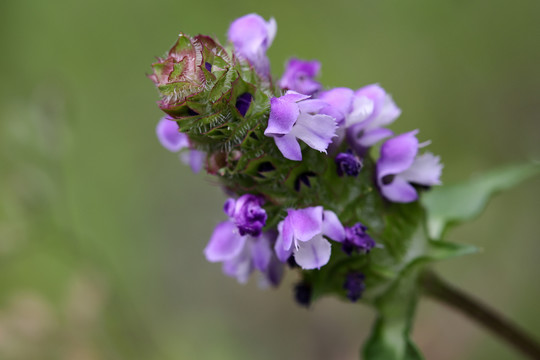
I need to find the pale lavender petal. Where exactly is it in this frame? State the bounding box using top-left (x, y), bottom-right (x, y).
top-left (204, 221), bottom-right (246, 262)
top-left (346, 95), bottom-right (375, 128)
top-left (264, 254), bottom-right (284, 287)
top-left (380, 176), bottom-right (418, 203)
top-left (279, 58), bottom-right (322, 95)
top-left (156, 116), bottom-right (189, 152)
top-left (290, 113), bottom-right (337, 153)
top-left (275, 221), bottom-right (293, 261)
top-left (265, 17), bottom-right (277, 47)
top-left (223, 198), bottom-right (236, 217)
top-left (273, 133), bottom-right (302, 161)
top-left (281, 90), bottom-right (311, 103)
top-left (279, 219), bottom-right (293, 251)
top-left (180, 150), bottom-right (206, 173)
top-left (222, 240), bottom-right (253, 284)
top-left (264, 97), bottom-right (299, 135)
top-left (366, 94), bottom-right (401, 130)
top-left (251, 233), bottom-right (272, 271)
top-left (377, 130), bottom-right (419, 179)
top-left (354, 84), bottom-right (386, 120)
top-left (289, 206), bottom-right (323, 243)
top-left (294, 234), bottom-right (331, 269)
top-left (297, 99), bottom-right (328, 114)
top-left (228, 14), bottom-right (272, 56)
top-left (322, 210), bottom-right (345, 242)
top-left (355, 127), bottom-right (394, 148)
top-left (399, 152), bottom-right (443, 186)
top-left (317, 87), bottom-right (354, 116)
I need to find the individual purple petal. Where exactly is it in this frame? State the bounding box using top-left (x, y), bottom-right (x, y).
top-left (264, 254), bottom-right (284, 287)
top-left (379, 175), bottom-right (418, 203)
top-left (273, 133), bottom-right (302, 161)
top-left (322, 210), bottom-right (345, 242)
top-left (353, 84), bottom-right (387, 122)
top-left (223, 198), bottom-right (236, 217)
top-left (264, 97), bottom-right (299, 135)
top-left (222, 241), bottom-right (254, 284)
top-left (274, 224), bottom-right (294, 262)
top-left (280, 90), bottom-right (311, 103)
top-left (399, 152), bottom-right (443, 186)
top-left (297, 99), bottom-right (328, 114)
top-left (156, 116), bottom-right (189, 152)
top-left (288, 206), bottom-right (323, 243)
top-left (318, 88), bottom-right (354, 116)
top-left (347, 124), bottom-right (394, 153)
top-left (279, 58), bottom-right (322, 95)
top-left (367, 93), bottom-right (401, 130)
top-left (346, 95), bottom-right (375, 127)
top-left (180, 149), bottom-right (206, 173)
top-left (251, 232), bottom-right (272, 271)
top-left (204, 221), bottom-right (246, 262)
top-left (279, 217), bottom-right (294, 252)
top-left (290, 113), bottom-right (337, 153)
top-left (377, 130), bottom-right (419, 179)
top-left (294, 234), bottom-right (331, 269)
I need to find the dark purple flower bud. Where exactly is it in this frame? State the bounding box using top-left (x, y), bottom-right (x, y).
top-left (342, 223), bottom-right (376, 255)
top-left (279, 58), bottom-right (322, 95)
top-left (343, 272), bottom-right (365, 302)
top-left (235, 92), bottom-right (253, 117)
top-left (225, 194), bottom-right (267, 237)
top-left (335, 150), bottom-right (363, 177)
top-left (294, 282), bottom-right (312, 307)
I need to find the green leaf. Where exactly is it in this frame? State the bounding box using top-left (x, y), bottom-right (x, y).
top-left (422, 163), bottom-right (540, 239)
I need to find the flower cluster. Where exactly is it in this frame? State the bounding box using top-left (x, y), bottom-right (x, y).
top-left (151, 13), bottom-right (443, 304)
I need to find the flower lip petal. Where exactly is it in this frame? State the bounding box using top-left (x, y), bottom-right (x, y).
top-left (379, 175), bottom-right (419, 203)
top-left (294, 234), bottom-right (331, 269)
top-left (273, 133), bottom-right (302, 161)
top-left (399, 152), bottom-right (443, 186)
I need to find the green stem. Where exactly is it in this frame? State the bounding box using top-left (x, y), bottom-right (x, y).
top-left (420, 270), bottom-right (540, 360)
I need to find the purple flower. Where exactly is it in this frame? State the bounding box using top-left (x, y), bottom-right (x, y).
top-left (227, 13), bottom-right (276, 77)
top-left (156, 116), bottom-right (205, 173)
top-left (335, 150), bottom-right (363, 177)
top-left (343, 272), bottom-right (365, 302)
top-left (342, 223), bottom-right (376, 255)
top-left (224, 194), bottom-right (267, 237)
top-left (274, 206), bottom-right (345, 270)
top-left (264, 91), bottom-right (337, 161)
top-left (204, 222), bottom-right (281, 285)
top-left (345, 84), bottom-right (401, 152)
top-left (377, 130), bottom-right (443, 203)
top-left (279, 58), bottom-right (322, 95)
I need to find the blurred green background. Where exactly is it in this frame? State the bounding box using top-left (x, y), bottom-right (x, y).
top-left (1, 0), bottom-right (539, 359)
